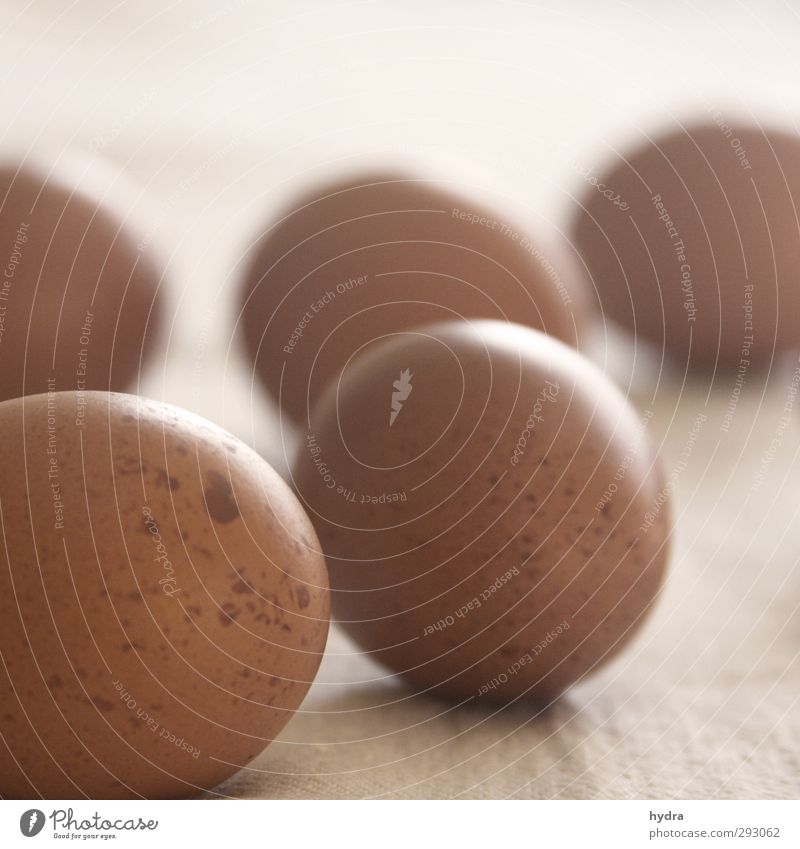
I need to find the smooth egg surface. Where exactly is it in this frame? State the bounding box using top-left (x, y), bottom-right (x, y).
top-left (0, 160), bottom-right (164, 403)
top-left (571, 120), bottom-right (800, 368)
top-left (292, 320), bottom-right (670, 703)
top-left (239, 170), bottom-right (589, 425)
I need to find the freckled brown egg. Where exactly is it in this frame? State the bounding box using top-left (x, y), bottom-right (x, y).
top-left (0, 159), bottom-right (164, 403)
top-left (0, 391), bottom-right (329, 798)
top-left (239, 169), bottom-right (589, 425)
top-left (292, 320), bottom-right (669, 703)
top-left (571, 120), bottom-right (800, 368)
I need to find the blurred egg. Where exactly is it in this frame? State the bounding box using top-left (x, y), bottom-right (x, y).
top-left (571, 119), bottom-right (800, 368)
top-left (292, 320), bottom-right (669, 703)
top-left (239, 166), bottom-right (589, 425)
top-left (0, 391), bottom-right (329, 798)
top-left (0, 157), bottom-right (164, 403)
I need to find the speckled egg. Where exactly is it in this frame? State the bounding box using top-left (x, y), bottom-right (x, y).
top-left (239, 168), bottom-right (589, 425)
top-left (0, 391), bottom-right (329, 798)
top-left (571, 120), bottom-right (800, 368)
top-left (0, 158), bottom-right (164, 403)
top-left (292, 320), bottom-right (669, 703)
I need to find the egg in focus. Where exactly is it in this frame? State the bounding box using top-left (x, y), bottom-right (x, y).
top-left (292, 320), bottom-right (670, 703)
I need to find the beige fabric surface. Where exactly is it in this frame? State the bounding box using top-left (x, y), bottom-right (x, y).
top-left (4, 0), bottom-right (798, 800)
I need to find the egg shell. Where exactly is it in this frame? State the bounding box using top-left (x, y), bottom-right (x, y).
top-left (292, 320), bottom-right (670, 703)
top-left (239, 169), bottom-right (589, 425)
top-left (0, 391), bottom-right (329, 798)
top-left (571, 120), bottom-right (800, 368)
top-left (0, 159), bottom-right (164, 403)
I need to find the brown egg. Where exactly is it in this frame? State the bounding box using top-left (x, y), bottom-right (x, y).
top-left (292, 320), bottom-right (670, 703)
top-left (571, 119), bottom-right (800, 368)
top-left (239, 168), bottom-right (589, 425)
top-left (0, 391), bottom-right (329, 798)
top-left (0, 158), bottom-right (164, 403)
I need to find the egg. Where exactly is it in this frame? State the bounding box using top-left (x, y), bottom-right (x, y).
top-left (239, 168), bottom-right (589, 425)
top-left (292, 320), bottom-right (669, 703)
top-left (0, 391), bottom-right (329, 798)
top-left (0, 158), bottom-right (164, 403)
top-left (571, 120), bottom-right (800, 368)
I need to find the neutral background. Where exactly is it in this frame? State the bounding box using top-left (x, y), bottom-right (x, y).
top-left (3, 0), bottom-right (799, 798)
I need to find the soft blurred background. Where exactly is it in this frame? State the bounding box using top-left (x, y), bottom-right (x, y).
top-left (2, 0), bottom-right (799, 798)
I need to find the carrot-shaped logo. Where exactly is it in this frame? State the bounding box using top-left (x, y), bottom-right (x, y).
top-left (389, 369), bottom-right (414, 426)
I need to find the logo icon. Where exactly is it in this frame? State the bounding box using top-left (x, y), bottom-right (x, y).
top-left (19, 809), bottom-right (46, 837)
top-left (389, 368), bottom-right (413, 426)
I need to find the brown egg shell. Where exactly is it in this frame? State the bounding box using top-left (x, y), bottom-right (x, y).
top-left (239, 169), bottom-right (590, 425)
top-left (0, 391), bottom-right (329, 798)
top-left (0, 159), bottom-right (164, 403)
top-left (571, 120), bottom-right (800, 368)
top-left (292, 320), bottom-right (670, 703)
